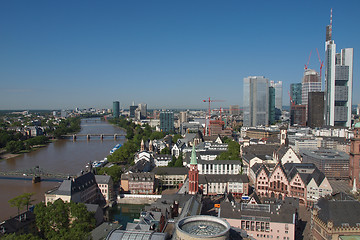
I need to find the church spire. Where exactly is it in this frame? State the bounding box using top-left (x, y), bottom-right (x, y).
top-left (190, 144), bottom-right (197, 165)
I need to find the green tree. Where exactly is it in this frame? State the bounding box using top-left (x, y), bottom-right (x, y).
top-left (174, 158), bottom-right (183, 167)
top-left (150, 131), bottom-right (165, 140)
top-left (160, 147), bottom-right (170, 155)
top-left (216, 140), bottom-right (241, 160)
top-left (0, 233), bottom-right (42, 240)
top-left (22, 192), bottom-right (35, 210)
top-left (172, 134), bottom-right (182, 144)
top-left (6, 140), bottom-right (25, 153)
top-left (168, 155), bottom-right (177, 167)
top-left (8, 192), bottom-right (35, 215)
top-left (34, 199), bottom-right (95, 240)
top-left (97, 165), bottom-right (122, 182)
top-left (8, 195), bottom-right (24, 215)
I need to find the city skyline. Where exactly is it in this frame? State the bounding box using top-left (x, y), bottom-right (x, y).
top-left (1, 1), bottom-right (359, 110)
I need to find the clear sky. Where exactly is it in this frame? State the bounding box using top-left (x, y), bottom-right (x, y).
top-left (1, 0), bottom-right (359, 110)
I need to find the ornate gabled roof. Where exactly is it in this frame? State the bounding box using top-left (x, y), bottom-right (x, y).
top-left (253, 163), bottom-right (270, 177)
top-left (269, 162), bottom-right (288, 181)
top-left (274, 145), bottom-right (288, 159)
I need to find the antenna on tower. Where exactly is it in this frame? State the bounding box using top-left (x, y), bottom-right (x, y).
top-left (329, 8), bottom-right (333, 40)
top-left (330, 8), bottom-right (333, 27)
top-left (326, 8), bottom-right (333, 42)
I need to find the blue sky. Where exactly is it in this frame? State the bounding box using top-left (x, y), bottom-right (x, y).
top-left (0, 1), bottom-right (359, 110)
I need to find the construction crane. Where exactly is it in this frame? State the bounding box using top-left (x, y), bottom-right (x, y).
top-left (202, 97), bottom-right (225, 136)
top-left (304, 51), bottom-right (312, 70)
top-left (316, 48), bottom-right (324, 81)
top-left (288, 90), bottom-right (295, 107)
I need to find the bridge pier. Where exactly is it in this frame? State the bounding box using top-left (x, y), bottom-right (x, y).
top-left (32, 176), bottom-right (41, 183)
top-left (87, 135), bottom-right (90, 140)
top-left (73, 135), bottom-right (76, 141)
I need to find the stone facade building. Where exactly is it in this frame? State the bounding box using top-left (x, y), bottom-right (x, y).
top-left (311, 193), bottom-right (360, 239)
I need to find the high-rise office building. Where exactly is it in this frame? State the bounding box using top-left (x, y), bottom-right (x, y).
top-left (307, 92), bottom-right (325, 128)
top-left (138, 103), bottom-right (147, 119)
top-left (113, 101), bottom-right (120, 118)
top-left (302, 69), bottom-right (321, 107)
top-left (160, 111), bottom-right (174, 132)
top-left (129, 105), bottom-right (138, 118)
top-left (290, 105), bottom-right (307, 126)
top-left (243, 76), bottom-right (269, 127)
top-left (290, 83), bottom-right (302, 105)
top-left (270, 81), bottom-right (283, 112)
top-left (269, 86), bottom-right (275, 125)
top-left (324, 9), bottom-right (353, 127)
top-left (180, 111), bottom-right (188, 123)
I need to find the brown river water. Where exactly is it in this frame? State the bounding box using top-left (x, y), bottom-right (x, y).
top-left (0, 118), bottom-right (125, 221)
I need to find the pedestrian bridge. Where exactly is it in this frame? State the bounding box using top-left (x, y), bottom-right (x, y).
top-left (61, 133), bottom-right (126, 140)
top-left (0, 166), bottom-right (74, 182)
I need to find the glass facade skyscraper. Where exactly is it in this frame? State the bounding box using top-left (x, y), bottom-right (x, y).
top-left (113, 101), bottom-right (119, 118)
top-left (160, 111), bottom-right (174, 132)
top-left (243, 76), bottom-right (269, 127)
top-left (290, 83), bottom-right (302, 105)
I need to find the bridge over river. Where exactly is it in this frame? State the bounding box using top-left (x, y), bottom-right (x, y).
top-left (0, 166), bottom-right (75, 183)
top-left (61, 133), bottom-right (126, 140)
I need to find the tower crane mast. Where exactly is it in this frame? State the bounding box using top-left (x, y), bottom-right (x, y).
top-left (202, 97), bottom-right (225, 136)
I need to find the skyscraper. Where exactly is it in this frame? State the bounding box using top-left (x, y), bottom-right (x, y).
top-left (290, 83), bottom-right (302, 105)
top-left (324, 9), bottom-right (353, 127)
top-left (160, 111), bottom-right (174, 132)
top-left (129, 105), bottom-right (138, 118)
top-left (302, 69), bottom-right (321, 107)
top-left (243, 76), bottom-right (269, 127)
top-left (307, 92), bottom-right (325, 128)
top-left (180, 111), bottom-right (188, 123)
top-left (269, 86), bottom-right (275, 125)
top-left (113, 101), bottom-right (119, 118)
top-left (138, 103), bottom-right (147, 119)
top-left (270, 81), bottom-right (283, 112)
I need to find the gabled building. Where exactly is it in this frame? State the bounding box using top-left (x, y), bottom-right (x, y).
top-left (171, 141), bottom-right (186, 158)
top-left (268, 163), bottom-right (290, 200)
top-left (253, 164), bottom-right (271, 197)
top-left (273, 145), bottom-right (302, 165)
top-left (253, 162), bottom-right (332, 206)
top-left (45, 172), bottom-right (98, 204)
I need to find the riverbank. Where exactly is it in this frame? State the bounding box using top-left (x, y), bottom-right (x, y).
top-left (0, 143), bottom-right (51, 160)
top-left (0, 152), bottom-right (20, 160)
top-left (0, 118), bottom-right (126, 220)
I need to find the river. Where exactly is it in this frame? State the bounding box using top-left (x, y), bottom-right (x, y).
top-left (0, 118), bottom-right (125, 221)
